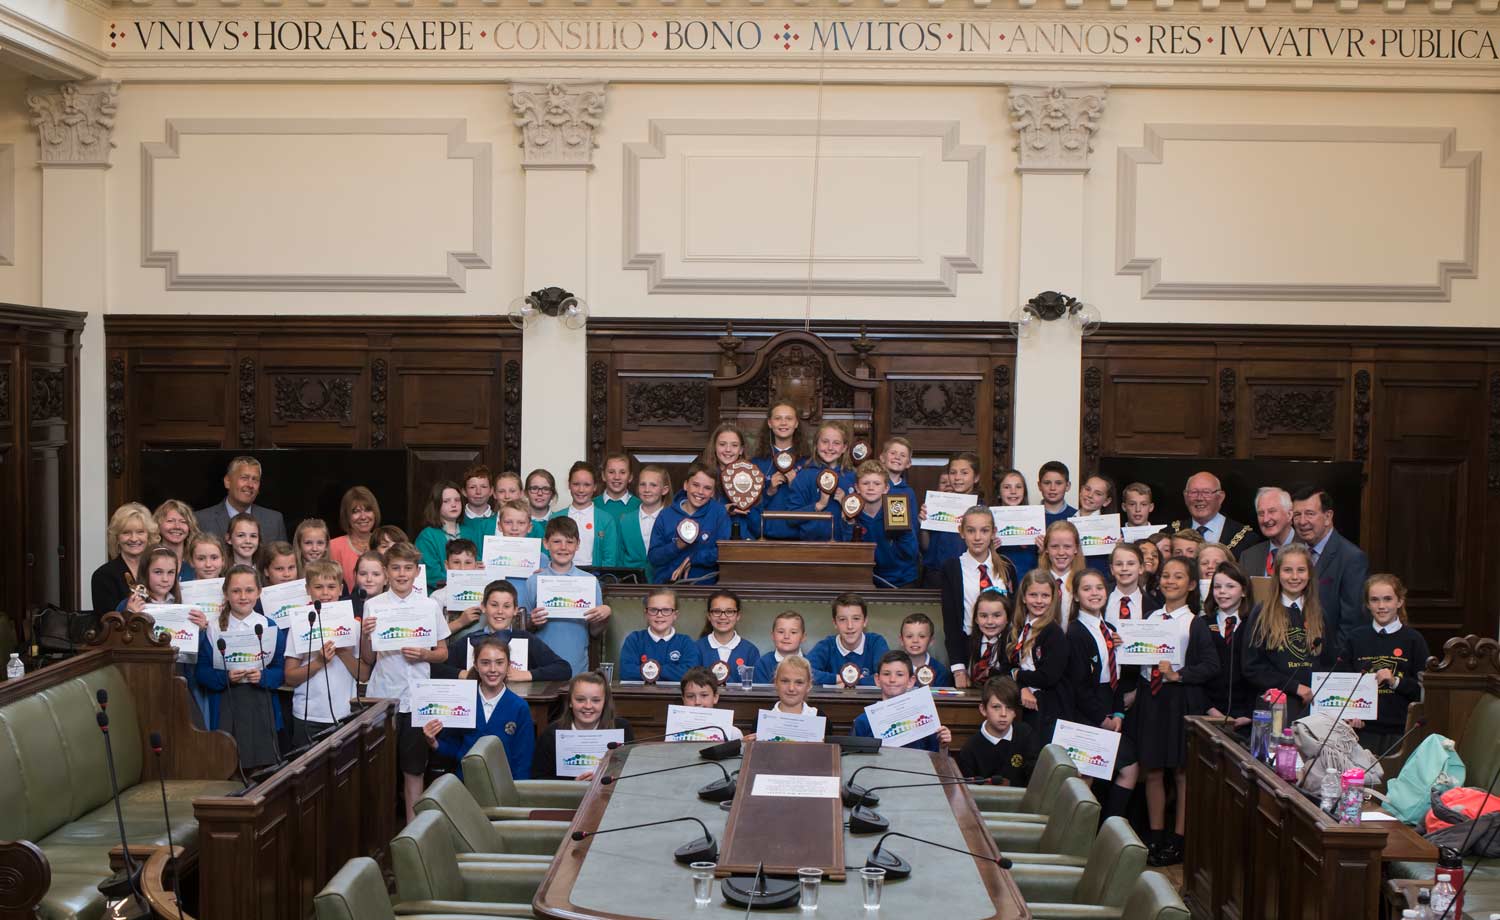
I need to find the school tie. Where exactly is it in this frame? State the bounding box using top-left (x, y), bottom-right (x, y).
top-left (1013, 620), bottom-right (1032, 661)
top-left (1149, 615), bottom-right (1164, 695)
top-left (1224, 615), bottom-right (1238, 644)
top-left (1101, 622), bottom-right (1118, 689)
top-left (974, 641), bottom-right (993, 684)
top-left (1265, 548), bottom-right (1275, 577)
top-left (1055, 577), bottom-right (1064, 596)
top-left (1289, 601), bottom-right (1301, 615)
top-left (1119, 596), bottom-right (1132, 621)
top-left (977, 564), bottom-right (993, 592)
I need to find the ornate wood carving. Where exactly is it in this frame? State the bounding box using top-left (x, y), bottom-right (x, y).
top-left (1488, 370), bottom-right (1500, 494)
top-left (1353, 369), bottom-right (1372, 463)
top-left (237, 357), bottom-right (256, 448)
top-left (991, 363), bottom-right (1012, 492)
top-left (272, 374), bottom-right (355, 424)
top-left (622, 379), bottom-right (707, 429)
top-left (107, 356), bottom-right (125, 476)
top-left (0, 363), bottom-right (9, 425)
top-left (1217, 367), bottom-right (1237, 458)
top-left (588, 359), bottom-right (608, 465)
top-left (1426, 634), bottom-right (1500, 674)
top-left (370, 358), bottom-right (388, 448)
top-left (1250, 385), bottom-right (1336, 436)
top-left (1081, 365), bottom-right (1102, 472)
top-left (503, 359), bottom-right (522, 472)
top-left (890, 380), bottom-right (978, 434)
top-left (28, 366), bottom-right (63, 422)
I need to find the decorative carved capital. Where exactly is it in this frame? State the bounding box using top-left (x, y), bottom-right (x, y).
top-left (1008, 84), bottom-right (1107, 174)
top-left (26, 81), bottom-right (119, 167)
top-left (509, 81), bottom-right (607, 170)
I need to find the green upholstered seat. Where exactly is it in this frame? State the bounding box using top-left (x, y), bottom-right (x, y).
top-left (1009, 817), bottom-right (1149, 919)
top-left (316, 857), bottom-right (514, 920)
top-left (390, 811), bottom-right (547, 917)
top-left (970, 744), bottom-right (1080, 822)
top-left (460, 735), bottom-right (587, 812)
top-left (414, 774), bottom-right (568, 864)
top-left (1121, 871), bottom-right (1190, 920)
top-left (989, 777), bottom-right (1101, 868)
top-left (0, 666), bottom-right (236, 920)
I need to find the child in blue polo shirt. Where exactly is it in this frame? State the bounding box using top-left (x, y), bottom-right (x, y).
top-left (619, 587), bottom-right (698, 682)
top-left (806, 593), bottom-right (889, 687)
top-left (879, 437), bottom-right (918, 508)
top-left (754, 610), bottom-right (836, 685)
top-left (852, 651), bottom-right (953, 751)
top-left (827, 461), bottom-right (919, 589)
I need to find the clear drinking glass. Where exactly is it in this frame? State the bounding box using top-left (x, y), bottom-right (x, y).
top-left (691, 862), bottom-right (716, 907)
top-left (599, 661), bottom-right (615, 685)
top-left (860, 867), bottom-right (885, 910)
top-left (798, 867), bottom-right (823, 910)
top-left (739, 663), bottom-right (754, 691)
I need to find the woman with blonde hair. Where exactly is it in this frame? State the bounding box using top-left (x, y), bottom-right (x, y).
top-left (92, 502), bottom-right (159, 612)
top-left (153, 499), bottom-right (199, 577)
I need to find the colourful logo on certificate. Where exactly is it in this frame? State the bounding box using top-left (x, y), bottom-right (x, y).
top-left (1317, 694), bottom-right (1374, 709)
top-left (451, 587), bottom-right (484, 603)
top-left (996, 524), bottom-right (1043, 537)
top-left (562, 752), bottom-right (603, 768)
top-left (544, 596), bottom-right (592, 609)
top-left (222, 649), bottom-right (261, 666)
top-left (927, 510), bottom-right (961, 525)
top-left (298, 624), bottom-right (354, 643)
top-left (1120, 641), bottom-right (1174, 656)
top-left (377, 624), bottom-right (433, 641)
top-left (155, 626), bottom-right (194, 642)
top-left (416, 702), bottom-right (472, 718)
top-left (1065, 746), bottom-right (1110, 768)
top-left (666, 727), bottom-right (727, 742)
top-left (488, 550), bottom-right (538, 569)
top-left (1079, 533), bottom-right (1120, 548)
top-left (879, 712), bottom-right (935, 739)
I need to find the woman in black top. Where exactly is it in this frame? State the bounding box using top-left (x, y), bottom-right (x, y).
top-left (532, 672), bottom-right (634, 781)
top-left (1345, 574), bottom-right (1428, 754)
top-left (90, 503), bottom-right (158, 613)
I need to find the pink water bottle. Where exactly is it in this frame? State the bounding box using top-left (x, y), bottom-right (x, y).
top-left (1275, 728), bottom-right (1298, 781)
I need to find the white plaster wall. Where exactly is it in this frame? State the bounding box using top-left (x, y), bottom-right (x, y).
top-left (0, 77), bottom-right (41, 306)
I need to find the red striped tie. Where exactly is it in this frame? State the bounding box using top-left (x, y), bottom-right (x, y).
top-left (978, 564), bottom-right (993, 592)
top-left (1101, 622), bottom-right (1118, 689)
top-left (1224, 615), bottom-right (1237, 644)
top-left (1012, 620), bottom-right (1031, 661)
top-left (1150, 666), bottom-right (1163, 695)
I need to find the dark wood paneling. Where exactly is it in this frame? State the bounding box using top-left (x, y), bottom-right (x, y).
top-left (1083, 324), bottom-right (1500, 642)
top-left (105, 317), bottom-right (523, 532)
top-left (0, 305), bottom-right (83, 636)
top-left (587, 320), bottom-right (1016, 498)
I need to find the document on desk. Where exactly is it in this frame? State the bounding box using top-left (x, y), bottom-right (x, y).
top-left (750, 774), bottom-right (841, 798)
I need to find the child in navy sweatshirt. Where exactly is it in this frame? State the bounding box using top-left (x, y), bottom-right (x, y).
top-left (619, 586), bottom-right (698, 682)
top-left (828, 461), bottom-right (919, 589)
top-left (806, 592), bottom-right (890, 687)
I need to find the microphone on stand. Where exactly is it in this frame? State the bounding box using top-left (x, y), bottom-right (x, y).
top-left (867, 829), bottom-right (1013, 878)
top-left (253, 624), bottom-right (283, 763)
top-left (313, 602), bottom-right (342, 730)
top-left (843, 764), bottom-right (945, 806)
top-left (1374, 719), bottom-right (1428, 762)
top-left (601, 760), bottom-right (736, 802)
top-left (300, 610), bottom-right (317, 748)
top-left (149, 732), bottom-right (187, 920)
top-left (569, 816), bottom-right (718, 864)
top-left (848, 778), bottom-right (986, 834)
top-left (95, 709), bottom-right (143, 907)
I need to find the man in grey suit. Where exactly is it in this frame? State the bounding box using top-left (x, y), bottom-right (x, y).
top-left (195, 455), bottom-right (288, 544)
top-left (1239, 487), bottom-right (1297, 580)
top-left (1290, 486), bottom-right (1368, 642)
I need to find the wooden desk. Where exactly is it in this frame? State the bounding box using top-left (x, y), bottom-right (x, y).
top-left (716, 540), bottom-right (876, 588)
top-left (1373, 810), bottom-right (1437, 863)
top-left (509, 680), bottom-right (984, 751)
top-left (534, 742), bottom-right (1028, 920)
top-left (718, 741), bottom-right (845, 878)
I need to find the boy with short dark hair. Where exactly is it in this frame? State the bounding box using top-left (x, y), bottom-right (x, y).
top-left (805, 593), bottom-right (890, 687)
top-left (899, 612), bottom-right (950, 688)
top-left (517, 516), bottom-right (613, 677)
top-left (851, 650), bottom-right (952, 751)
top-left (956, 676), bottom-right (1038, 786)
top-left (1037, 461), bottom-right (1076, 524)
top-left (459, 464), bottom-right (496, 545)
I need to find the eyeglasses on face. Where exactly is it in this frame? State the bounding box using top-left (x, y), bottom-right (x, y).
top-left (645, 606), bottom-right (678, 615)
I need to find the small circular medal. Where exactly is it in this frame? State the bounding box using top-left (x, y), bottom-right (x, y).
top-left (851, 441), bottom-right (870, 462)
top-left (641, 658), bottom-right (661, 684)
top-left (817, 469), bottom-right (838, 495)
top-left (916, 664), bottom-right (936, 687)
top-left (677, 517), bottom-right (701, 544)
top-left (710, 660), bottom-right (730, 685)
top-left (775, 452), bottom-right (795, 472)
top-left (842, 494), bottom-right (863, 521)
top-left (839, 662), bottom-right (862, 688)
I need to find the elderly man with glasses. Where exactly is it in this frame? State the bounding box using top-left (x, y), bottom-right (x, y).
top-left (1168, 471), bottom-right (1262, 559)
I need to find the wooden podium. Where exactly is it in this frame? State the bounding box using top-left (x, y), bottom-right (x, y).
top-left (717, 541), bottom-right (875, 588)
top-left (718, 741), bottom-right (846, 879)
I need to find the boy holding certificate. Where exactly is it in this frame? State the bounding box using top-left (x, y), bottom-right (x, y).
top-left (851, 651), bottom-right (951, 751)
top-left (423, 637), bottom-right (534, 782)
top-left (360, 542), bottom-right (450, 822)
top-left (518, 517), bottom-right (611, 677)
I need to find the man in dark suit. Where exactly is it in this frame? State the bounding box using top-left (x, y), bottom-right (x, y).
top-left (1290, 486), bottom-right (1369, 642)
top-left (1168, 471), bottom-right (1262, 558)
top-left (195, 455), bottom-right (288, 543)
top-left (1238, 487), bottom-right (1297, 579)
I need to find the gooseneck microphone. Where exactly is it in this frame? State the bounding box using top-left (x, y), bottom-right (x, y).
top-left (97, 687), bottom-right (110, 712)
top-left (843, 764), bottom-right (945, 806)
top-left (601, 760), bottom-right (736, 801)
top-left (253, 624), bottom-right (283, 763)
top-left (149, 732), bottom-right (187, 920)
top-left (849, 779), bottom-right (985, 834)
top-left (314, 602), bottom-right (341, 730)
top-left (96, 709), bottom-right (143, 905)
top-left (1374, 718), bottom-right (1428, 762)
top-left (570, 816), bottom-right (718, 864)
top-left (607, 725), bottom-right (731, 749)
top-left (301, 611), bottom-right (317, 747)
top-left (867, 830), bottom-right (1013, 878)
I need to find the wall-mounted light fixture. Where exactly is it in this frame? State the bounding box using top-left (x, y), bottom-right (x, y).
top-left (508, 287), bottom-right (589, 331)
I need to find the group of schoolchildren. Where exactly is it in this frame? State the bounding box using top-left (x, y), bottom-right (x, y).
top-left (89, 405), bottom-right (1429, 866)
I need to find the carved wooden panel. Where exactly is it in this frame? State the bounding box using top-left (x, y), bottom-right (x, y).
top-left (890, 379), bottom-right (978, 435)
top-left (621, 377), bottom-right (709, 431)
top-left (1093, 363), bottom-right (1216, 459)
top-left (104, 316), bottom-right (522, 527)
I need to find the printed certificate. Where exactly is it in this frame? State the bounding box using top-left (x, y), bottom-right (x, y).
top-left (483, 536), bottom-right (542, 580)
top-left (1053, 719), bottom-right (1122, 780)
top-left (988, 505), bottom-right (1046, 547)
top-left (864, 686), bottom-right (941, 748)
top-left (555, 728), bottom-right (625, 777)
top-left (411, 679), bottom-right (477, 729)
top-left (921, 491), bottom-right (974, 534)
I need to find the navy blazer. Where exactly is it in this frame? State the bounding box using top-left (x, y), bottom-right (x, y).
top-left (1313, 530), bottom-right (1370, 643)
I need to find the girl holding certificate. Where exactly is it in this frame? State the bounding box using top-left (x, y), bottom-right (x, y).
top-left (1345, 574), bottom-right (1428, 753)
top-left (531, 672), bottom-right (634, 780)
top-left (993, 468), bottom-right (1039, 580)
top-left (1009, 570), bottom-right (1070, 744)
top-left (196, 564), bottom-right (287, 770)
top-left (1064, 569), bottom-right (1140, 823)
top-left (126, 545), bottom-right (211, 723)
top-left (1241, 544), bottom-right (1339, 721)
top-left (1128, 556), bottom-right (1219, 868)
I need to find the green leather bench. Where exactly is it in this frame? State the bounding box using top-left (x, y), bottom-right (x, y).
top-left (0, 664), bottom-right (239, 920)
top-left (988, 777), bottom-right (1102, 867)
top-left (971, 743), bottom-right (1080, 820)
top-left (391, 810), bottom-right (548, 917)
top-left (1009, 817), bottom-right (1149, 919)
top-left (415, 774), bottom-right (569, 864)
top-left (460, 734), bottom-right (587, 814)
